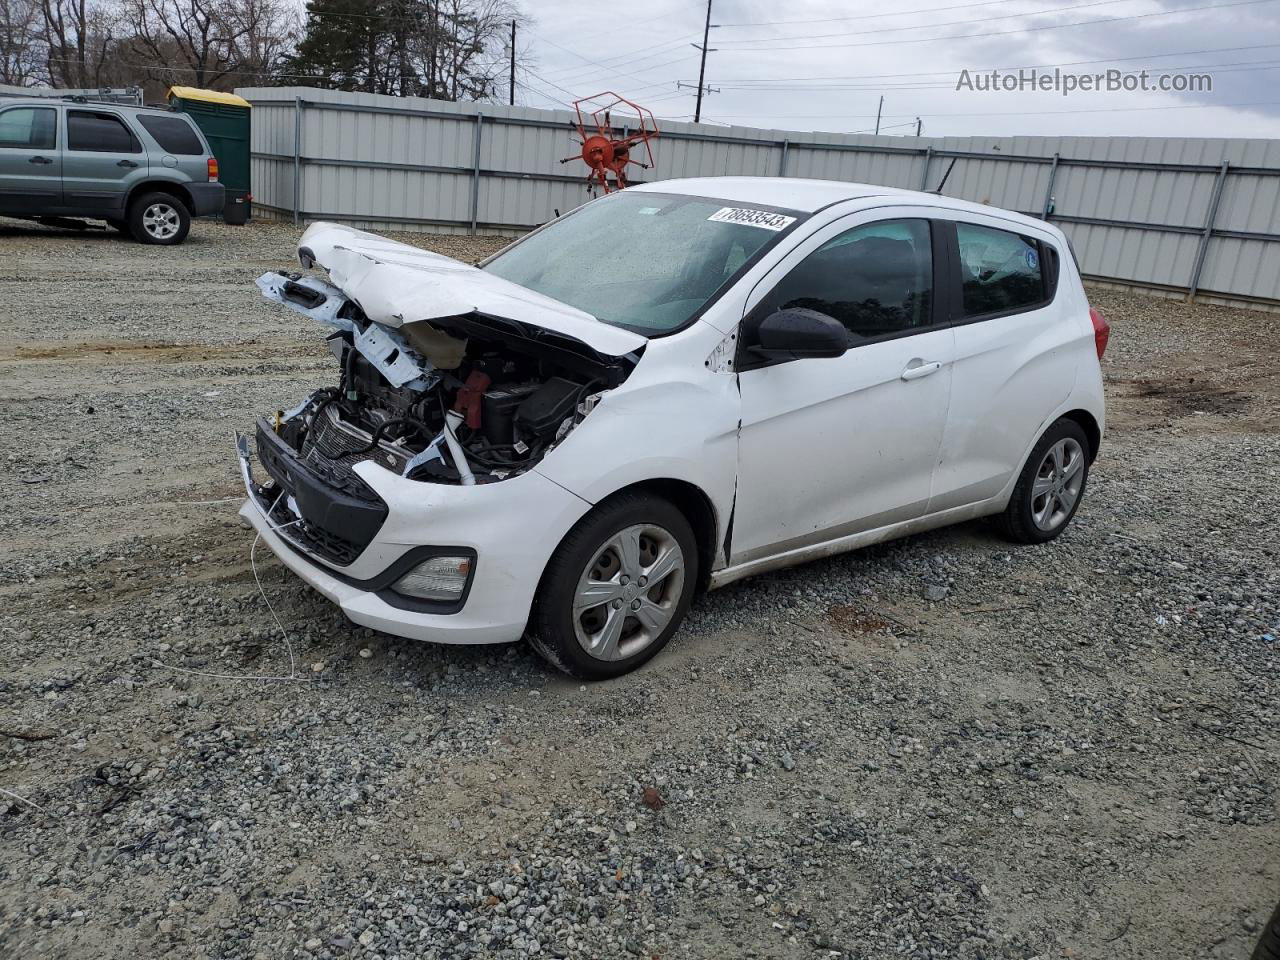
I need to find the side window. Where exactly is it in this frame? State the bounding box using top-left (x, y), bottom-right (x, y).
top-left (67, 110), bottom-right (141, 153)
top-left (956, 222), bottom-right (1047, 317)
top-left (753, 219), bottom-right (934, 343)
top-left (137, 114), bottom-right (204, 155)
top-left (0, 107), bottom-right (56, 149)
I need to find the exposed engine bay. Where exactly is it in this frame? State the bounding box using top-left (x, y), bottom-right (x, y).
top-left (254, 269), bottom-right (638, 492)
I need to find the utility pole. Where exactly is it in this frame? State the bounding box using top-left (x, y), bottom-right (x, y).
top-left (874, 96), bottom-right (884, 135)
top-left (694, 0), bottom-right (713, 123)
top-left (915, 117), bottom-right (922, 136)
top-left (509, 20), bottom-right (516, 106)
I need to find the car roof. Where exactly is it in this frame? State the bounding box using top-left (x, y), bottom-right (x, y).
top-left (0, 97), bottom-right (178, 117)
top-left (632, 176), bottom-right (1053, 234)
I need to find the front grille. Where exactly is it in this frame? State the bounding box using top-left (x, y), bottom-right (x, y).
top-left (300, 407), bottom-right (410, 503)
top-left (261, 493), bottom-right (362, 566)
top-left (254, 416), bottom-right (391, 569)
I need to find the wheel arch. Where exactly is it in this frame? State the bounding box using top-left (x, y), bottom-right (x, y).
top-left (587, 478), bottom-right (721, 591)
top-left (126, 180), bottom-right (193, 213)
top-left (1061, 408), bottom-right (1101, 463)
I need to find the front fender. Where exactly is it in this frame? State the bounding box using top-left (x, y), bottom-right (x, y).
top-left (534, 373), bottom-right (741, 548)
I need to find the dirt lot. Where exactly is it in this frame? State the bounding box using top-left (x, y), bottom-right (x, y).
top-left (0, 217), bottom-right (1277, 960)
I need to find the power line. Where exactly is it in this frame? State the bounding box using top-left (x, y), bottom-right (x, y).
top-left (528, 30), bottom-right (694, 88)
top-left (713, 0), bottom-right (1100, 28)
top-left (706, 59), bottom-right (1280, 93)
top-left (714, 0), bottom-right (1160, 46)
top-left (715, 0), bottom-right (1280, 53)
top-left (534, 37), bottom-right (694, 80)
top-left (702, 43), bottom-right (1280, 85)
top-left (708, 98), bottom-right (1280, 121)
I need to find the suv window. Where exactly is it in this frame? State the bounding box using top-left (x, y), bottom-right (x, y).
top-left (956, 222), bottom-right (1047, 316)
top-left (67, 110), bottom-right (141, 153)
top-left (0, 107), bottom-right (56, 149)
top-left (137, 114), bottom-right (203, 155)
top-left (754, 219), bottom-right (934, 343)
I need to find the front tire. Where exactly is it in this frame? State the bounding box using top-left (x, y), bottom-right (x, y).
top-left (128, 192), bottom-right (190, 245)
top-left (995, 417), bottom-right (1091, 544)
top-left (529, 492), bottom-right (698, 679)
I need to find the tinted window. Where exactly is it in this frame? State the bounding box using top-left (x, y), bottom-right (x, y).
top-left (956, 222), bottom-right (1046, 316)
top-left (67, 110), bottom-right (140, 153)
top-left (754, 219), bottom-right (934, 342)
top-left (0, 107), bottom-right (56, 149)
top-left (137, 114), bottom-right (203, 155)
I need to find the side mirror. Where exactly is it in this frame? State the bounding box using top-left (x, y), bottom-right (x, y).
top-left (750, 308), bottom-right (848, 361)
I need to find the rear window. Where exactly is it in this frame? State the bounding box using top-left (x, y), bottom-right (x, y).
top-left (137, 114), bottom-right (204, 155)
top-left (68, 110), bottom-right (141, 153)
top-left (0, 107), bottom-right (56, 149)
top-left (956, 222), bottom-right (1047, 317)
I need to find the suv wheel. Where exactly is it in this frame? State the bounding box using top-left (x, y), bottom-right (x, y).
top-left (995, 417), bottom-right (1091, 544)
top-left (129, 192), bottom-right (190, 245)
top-left (529, 492), bottom-right (698, 679)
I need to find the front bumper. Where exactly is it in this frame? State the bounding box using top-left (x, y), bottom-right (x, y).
top-left (236, 431), bottom-right (592, 646)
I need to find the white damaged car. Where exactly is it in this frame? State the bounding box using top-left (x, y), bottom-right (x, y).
top-left (238, 177), bottom-right (1109, 679)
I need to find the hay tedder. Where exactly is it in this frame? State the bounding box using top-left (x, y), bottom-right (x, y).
top-left (561, 92), bottom-right (659, 194)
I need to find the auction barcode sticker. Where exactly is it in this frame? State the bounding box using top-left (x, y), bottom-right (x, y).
top-left (707, 207), bottom-right (797, 231)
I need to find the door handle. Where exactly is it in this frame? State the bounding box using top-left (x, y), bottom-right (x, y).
top-left (900, 360), bottom-right (942, 381)
top-left (28, 155), bottom-right (53, 165)
top-left (117, 159), bottom-right (138, 168)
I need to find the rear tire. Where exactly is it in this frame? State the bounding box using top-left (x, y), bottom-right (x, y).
top-left (994, 417), bottom-right (1091, 544)
top-left (128, 192), bottom-right (190, 245)
top-left (1252, 901), bottom-right (1280, 960)
top-left (529, 492), bottom-right (698, 680)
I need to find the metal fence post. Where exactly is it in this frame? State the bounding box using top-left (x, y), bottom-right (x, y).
top-left (1187, 160), bottom-right (1229, 301)
top-left (1041, 153), bottom-right (1059, 219)
top-left (292, 96), bottom-right (303, 226)
top-left (470, 113), bottom-right (484, 236)
top-left (778, 139), bottom-right (789, 177)
top-left (918, 147), bottom-right (933, 190)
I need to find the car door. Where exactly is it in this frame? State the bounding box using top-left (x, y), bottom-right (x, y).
top-left (0, 105), bottom-right (61, 213)
top-left (731, 211), bottom-right (956, 566)
top-left (61, 108), bottom-right (146, 215)
top-left (927, 215), bottom-right (1080, 512)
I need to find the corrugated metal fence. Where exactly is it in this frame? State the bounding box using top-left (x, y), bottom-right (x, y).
top-left (236, 86), bottom-right (1280, 309)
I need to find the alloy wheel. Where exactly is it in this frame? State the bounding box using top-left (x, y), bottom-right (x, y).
top-left (142, 203), bottom-right (180, 240)
top-left (1031, 437), bottom-right (1085, 531)
top-left (572, 523), bottom-right (685, 661)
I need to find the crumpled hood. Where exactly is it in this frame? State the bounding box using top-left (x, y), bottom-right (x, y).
top-left (298, 222), bottom-right (647, 357)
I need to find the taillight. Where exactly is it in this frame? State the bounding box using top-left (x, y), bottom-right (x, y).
top-left (207, 156), bottom-right (219, 181)
top-left (1089, 306), bottom-right (1110, 359)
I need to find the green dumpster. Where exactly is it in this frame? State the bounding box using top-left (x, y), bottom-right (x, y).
top-left (166, 85), bottom-right (252, 224)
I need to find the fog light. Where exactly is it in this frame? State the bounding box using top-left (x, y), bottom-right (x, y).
top-left (391, 555), bottom-right (472, 601)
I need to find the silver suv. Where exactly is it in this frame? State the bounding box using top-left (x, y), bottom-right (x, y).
top-left (0, 97), bottom-right (224, 245)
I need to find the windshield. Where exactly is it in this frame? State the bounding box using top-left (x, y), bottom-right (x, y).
top-left (482, 192), bottom-right (803, 335)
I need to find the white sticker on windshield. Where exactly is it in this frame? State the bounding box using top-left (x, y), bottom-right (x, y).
top-left (707, 207), bottom-right (797, 231)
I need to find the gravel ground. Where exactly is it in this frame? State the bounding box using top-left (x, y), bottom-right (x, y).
top-left (0, 217), bottom-right (1277, 960)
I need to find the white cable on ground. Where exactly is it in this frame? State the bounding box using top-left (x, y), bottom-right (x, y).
top-left (151, 505), bottom-right (311, 684)
top-left (0, 786), bottom-right (53, 816)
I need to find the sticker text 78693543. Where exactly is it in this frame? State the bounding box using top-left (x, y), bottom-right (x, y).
top-left (707, 207), bottom-right (797, 232)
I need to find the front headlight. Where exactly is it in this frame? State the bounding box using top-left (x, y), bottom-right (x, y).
top-left (390, 555), bottom-right (472, 601)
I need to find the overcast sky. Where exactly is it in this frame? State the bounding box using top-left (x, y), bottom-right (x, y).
top-left (515, 0), bottom-right (1280, 138)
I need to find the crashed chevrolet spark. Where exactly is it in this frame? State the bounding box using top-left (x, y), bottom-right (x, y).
top-left (239, 177), bottom-right (1107, 679)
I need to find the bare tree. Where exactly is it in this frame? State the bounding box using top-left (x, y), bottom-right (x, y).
top-left (40, 0), bottom-right (117, 87)
top-left (0, 0), bottom-right (44, 85)
top-left (222, 0), bottom-right (298, 84)
top-left (124, 0), bottom-right (294, 89)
